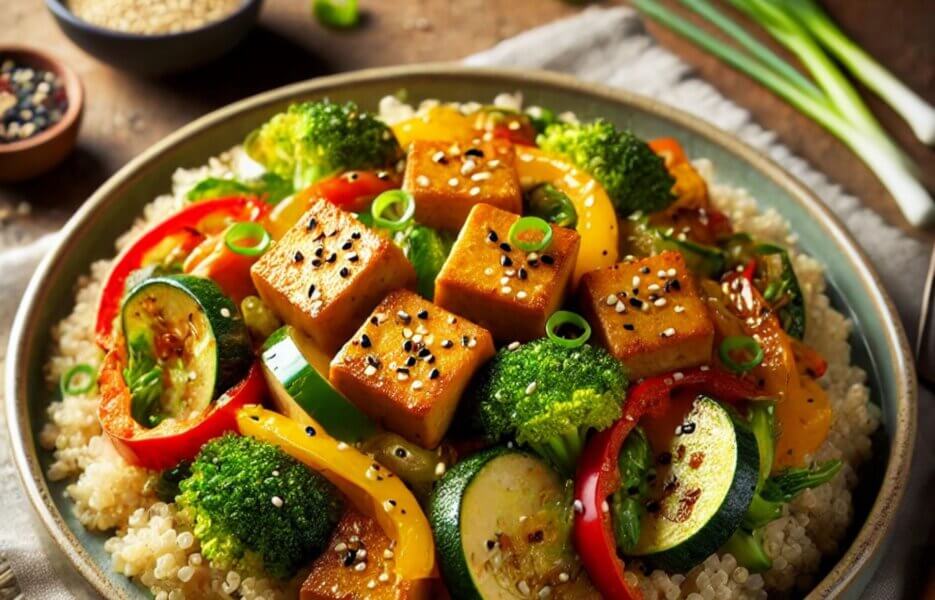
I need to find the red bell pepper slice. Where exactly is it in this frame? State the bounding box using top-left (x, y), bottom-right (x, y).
top-left (649, 137), bottom-right (689, 168)
top-left (98, 348), bottom-right (266, 470)
top-left (95, 197), bottom-right (269, 348)
top-left (307, 171), bottom-right (399, 213)
top-left (573, 368), bottom-right (760, 599)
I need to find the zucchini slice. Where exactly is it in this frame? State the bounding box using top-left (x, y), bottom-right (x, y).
top-left (260, 325), bottom-right (375, 443)
top-left (630, 396), bottom-right (759, 572)
top-left (430, 447), bottom-right (596, 600)
top-left (121, 274), bottom-right (252, 425)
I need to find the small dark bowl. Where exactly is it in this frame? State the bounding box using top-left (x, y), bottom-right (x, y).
top-left (45, 0), bottom-right (263, 77)
top-left (0, 46), bottom-right (84, 182)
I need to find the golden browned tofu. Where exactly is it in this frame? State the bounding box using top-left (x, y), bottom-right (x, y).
top-left (402, 139), bottom-right (522, 231)
top-left (578, 251), bottom-right (714, 379)
top-left (301, 509), bottom-right (430, 600)
top-left (434, 203), bottom-right (580, 342)
top-left (330, 290), bottom-right (494, 448)
top-left (251, 199), bottom-right (416, 354)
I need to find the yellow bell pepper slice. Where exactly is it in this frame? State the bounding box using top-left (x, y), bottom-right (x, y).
top-left (391, 106), bottom-right (478, 148)
top-left (514, 147), bottom-right (619, 284)
top-left (236, 405), bottom-right (435, 581)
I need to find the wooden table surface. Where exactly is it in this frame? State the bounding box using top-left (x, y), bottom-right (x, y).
top-left (1, 0), bottom-right (933, 242)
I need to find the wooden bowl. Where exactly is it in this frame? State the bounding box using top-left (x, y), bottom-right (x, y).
top-left (0, 46), bottom-right (84, 183)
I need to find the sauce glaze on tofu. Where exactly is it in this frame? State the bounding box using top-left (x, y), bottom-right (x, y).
top-left (435, 203), bottom-right (580, 342)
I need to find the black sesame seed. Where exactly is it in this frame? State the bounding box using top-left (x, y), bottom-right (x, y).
top-left (327, 252), bottom-right (337, 263)
top-left (629, 298), bottom-right (644, 309)
top-left (308, 284), bottom-right (317, 298)
top-left (311, 258), bottom-right (322, 268)
top-left (250, 415), bottom-right (259, 421)
top-left (339, 267), bottom-right (350, 278)
top-left (397, 311), bottom-right (411, 324)
top-left (517, 267), bottom-right (528, 280)
top-left (681, 422), bottom-right (696, 434)
top-left (527, 258), bottom-right (539, 268)
top-left (441, 340), bottom-right (453, 349)
top-left (405, 356), bottom-right (417, 367)
top-left (395, 447), bottom-right (408, 458)
top-left (417, 309), bottom-right (429, 320)
top-left (670, 279), bottom-right (682, 291)
top-left (370, 316), bottom-right (380, 326)
top-left (367, 356), bottom-right (381, 368)
top-left (486, 230), bottom-right (499, 243)
top-left (429, 368), bottom-right (440, 380)
top-left (418, 347), bottom-right (432, 358)
top-left (327, 229), bottom-right (338, 237)
top-left (640, 266), bottom-right (650, 274)
top-left (425, 355), bottom-right (436, 364)
top-left (305, 425), bottom-right (316, 436)
top-left (500, 255), bottom-right (513, 267)
top-left (388, 499), bottom-right (397, 506)
top-left (313, 232), bottom-right (326, 242)
top-left (465, 148), bottom-right (485, 158)
top-left (376, 172), bottom-right (390, 181)
top-left (352, 231), bottom-right (362, 240)
top-left (403, 340), bottom-right (413, 352)
top-left (342, 550), bottom-right (356, 567)
top-left (306, 218), bottom-right (317, 231)
top-left (541, 255), bottom-right (554, 265)
top-left (348, 253), bottom-right (359, 262)
top-left (293, 251), bottom-right (304, 262)
top-left (396, 367), bottom-right (410, 375)
top-left (499, 242), bottom-right (512, 252)
top-left (486, 540), bottom-right (496, 550)
top-left (623, 324), bottom-right (635, 331)
top-left (342, 241), bottom-right (353, 250)
top-left (360, 334), bottom-right (372, 348)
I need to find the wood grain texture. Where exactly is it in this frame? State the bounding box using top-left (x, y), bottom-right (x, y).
top-left (0, 0), bottom-right (932, 241)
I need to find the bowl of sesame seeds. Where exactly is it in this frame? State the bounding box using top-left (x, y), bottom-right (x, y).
top-left (0, 46), bottom-right (83, 182)
top-left (46, 0), bottom-right (263, 76)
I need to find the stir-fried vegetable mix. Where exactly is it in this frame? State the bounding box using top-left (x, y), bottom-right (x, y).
top-left (86, 97), bottom-right (839, 599)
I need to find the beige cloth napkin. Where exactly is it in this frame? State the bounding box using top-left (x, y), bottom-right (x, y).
top-left (1, 6), bottom-right (930, 598)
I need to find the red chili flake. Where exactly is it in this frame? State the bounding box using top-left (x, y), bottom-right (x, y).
top-left (689, 452), bottom-right (705, 469)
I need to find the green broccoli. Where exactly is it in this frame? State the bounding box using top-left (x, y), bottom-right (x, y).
top-left (475, 338), bottom-right (628, 475)
top-left (245, 100), bottom-right (402, 189)
top-left (176, 434), bottom-right (343, 579)
top-left (537, 119), bottom-right (675, 216)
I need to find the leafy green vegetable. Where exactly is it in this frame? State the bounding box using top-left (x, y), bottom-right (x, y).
top-left (186, 173), bottom-right (293, 204)
top-left (755, 244), bottom-right (805, 339)
top-left (312, 0), bottom-right (359, 29)
top-left (475, 338), bottom-right (629, 476)
top-left (524, 105), bottom-right (560, 135)
top-left (723, 528), bottom-right (772, 573)
top-left (761, 460), bottom-right (843, 503)
top-left (154, 460), bottom-right (192, 503)
top-left (525, 183), bottom-right (578, 228)
top-left (611, 426), bottom-right (653, 553)
top-left (123, 334), bottom-right (164, 428)
top-left (245, 100), bottom-right (402, 189)
top-left (177, 434), bottom-right (343, 579)
top-left (537, 119), bottom-right (675, 216)
top-left (394, 224), bottom-right (452, 299)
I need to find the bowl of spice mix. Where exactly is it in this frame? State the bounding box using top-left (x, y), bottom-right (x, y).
top-left (46, 0), bottom-right (263, 76)
top-left (0, 47), bottom-right (83, 182)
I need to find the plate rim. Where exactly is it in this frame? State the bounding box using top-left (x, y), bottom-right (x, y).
top-left (5, 63), bottom-right (918, 600)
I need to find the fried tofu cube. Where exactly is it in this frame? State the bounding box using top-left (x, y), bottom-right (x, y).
top-left (301, 509), bottom-right (430, 600)
top-left (578, 251), bottom-right (714, 379)
top-left (251, 199), bottom-right (416, 354)
top-left (402, 139), bottom-right (522, 231)
top-left (434, 203), bottom-right (580, 342)
top-left (330, 290), bottom-right (494, 448)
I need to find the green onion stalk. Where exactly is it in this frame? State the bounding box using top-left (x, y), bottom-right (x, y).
top-left (633, 0), bottom-right (934, 227)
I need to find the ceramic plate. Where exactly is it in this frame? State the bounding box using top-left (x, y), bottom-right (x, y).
top-left (5, 65), bottom-right (917, 599)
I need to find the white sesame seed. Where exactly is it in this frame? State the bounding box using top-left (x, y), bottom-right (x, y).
top-left (432, 151), bottom-right (446, 163)
top-left (484, 267), bottom-right (495, 276)
top-left (648, 283), bottom-right (661, 292)
top-left (507, 341), bottom-right (521, 351)
top-left (500, 276), bottom-right (510, 285)
top-left (403, 327), bottom-right (413, 338)
top-left (674, 305), bottom-right (685, 313)
top-left (364, 365), bottom-right (377, 376)
top-left (412, 380), bottom-right (424, 391)
top-left (383, 500), bottom-right (396, 512)
top-left (435, 462), bottom-right (446, 477)
top-left (416, 175), bottom-right (430, 187)
top-left (469, 186), bottom-right (481, 196)
top-left (355, 562), bottom-right (367, 572)
top-left (573, 500), bottom-right (584, 514)
top-left (657, 269), bottom-right (668, 278)
top-left (447, 177), bottom-right (459, 187)
top-left (661, 327), bottom-right (676, 338)
top-left (525, 381), bottom-right (538, 395)
top-left (367, 580), bottom-right (377, 589)
top-left (220, 307), bottom-right (231, 318)
top-left (461, 160), bottom-right (477, 175)
top-left (667, 268), bottom-right (678, 277)
top-left (501, 286), bottom-right (512, 294)
top-left (539, 586), bottom-right (553, 599)
top-left (272, 470), bottom-right (280, 476)
top-left (188, 371), bottom-right (197, 381)
top-left (334, 542), bottom-right (347, 552)
top-left (378, 572), bottom-right (390, 583)
top-left (602, 500), bottom-right (610, 513)
top-left (412, 334), bottom-right (423, 344)
top-left (471, 171), bottom-right (492, 181)
top-left (559, 572), bottom-right (570, 582)
top-left (337, 442), bottom-right (349, 450)
top-left (632, 276), bottom-right (640, 287)
top-left (516, 290), bottom-right (528, 300)
top-left (271, 496), bottom-right (283, 508)
top-left (654, 298), bottom-right (667, 307)
top-left (357, 549), bottom-right (367, 560)
top-left (383, 549), bottom-right (394, 559)
top-left (615, 301), bottom-right (627, 313)
top-left (468, 338), bottom-right (477, 348)
top-left (605, 294), bottom-right (618, 306)
top-left (673, 372), bottom-right (685, 381)
top-left (527, 252), bottom-right (539, 261)
top-left (518, 581), bottom-right (531, 595)
top-left (397, 372), bottom-right (409, 381)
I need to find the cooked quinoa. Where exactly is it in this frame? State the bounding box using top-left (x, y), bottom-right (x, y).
top-left (39, 95), bottom-right (879, 599)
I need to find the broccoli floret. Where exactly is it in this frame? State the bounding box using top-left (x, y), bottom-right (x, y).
top-left (475, 338), bottom-right (628, 475)
top-left (537, 120), bottom-right (675, 216)
top-left (245, 100), bottom-right (402, 189)
top-left (176, 434), bottom-right (343, 579)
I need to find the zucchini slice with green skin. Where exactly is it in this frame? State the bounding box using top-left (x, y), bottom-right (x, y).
top-left (430, 447), bottom-right (597, 600)
top-left (121, 274), bottom-right (252, 424)
top-left (630, 396), bottom-right (759, 572)
top-left (260, 325), bottom-right (375, 442)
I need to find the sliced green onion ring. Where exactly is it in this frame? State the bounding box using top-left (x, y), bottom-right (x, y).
top-left (546, 311), bottom-right (592, 349)
top-left (371, 189), bottom-right (415, 232)
top-left (719, 336), bottom-right (765, 373)
top-left (225, 222), bottom-right (271, 257)
top-left (312, 0), bottom-right (360, 29)
top-left (509, 216), bottom-right (553, 252)
top-left (61, 363), bottom-right (96, 397)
